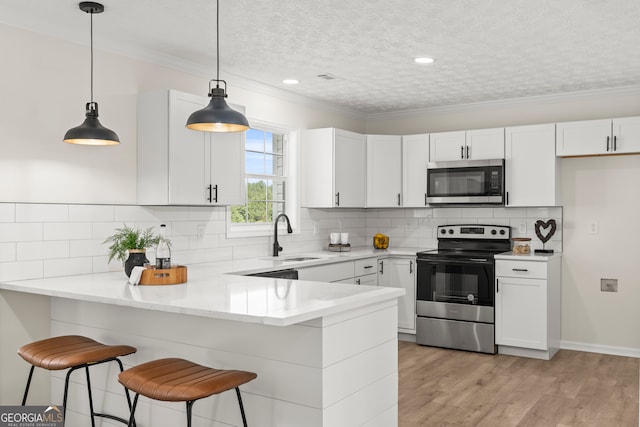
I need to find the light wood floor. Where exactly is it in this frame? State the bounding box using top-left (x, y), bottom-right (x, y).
top-left (398, 341), bottom-right (639, 427)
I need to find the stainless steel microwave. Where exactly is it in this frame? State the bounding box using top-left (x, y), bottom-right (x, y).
top-left (426, 159), bottom-right (504, 205)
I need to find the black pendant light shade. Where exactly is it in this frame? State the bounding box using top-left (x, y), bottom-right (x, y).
top-left (186, 0), bottom-right (249, 133)
top-left (64, 2), bottom-right (120, 145)
top-left (186, 84), bottom-right (249, 132)
top-left (64, 102), bottom-right (120, 145)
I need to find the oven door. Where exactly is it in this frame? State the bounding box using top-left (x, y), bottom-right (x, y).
top-left (416, 257), bottom-right (495, 323)
top-left (426, 159), bottom-right (504, 204)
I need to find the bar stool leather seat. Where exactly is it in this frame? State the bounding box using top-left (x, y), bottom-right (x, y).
top-left (19, 335), bottom-right (136, 370)
top-left (119, 358), bottom-right (257, 427)
top-left (18, 335), bottom-right (137, 427)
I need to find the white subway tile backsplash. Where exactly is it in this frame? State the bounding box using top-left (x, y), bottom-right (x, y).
top-left (43, 223), bottom-right (92, 241)
top-left (69, 205), bottom-right (115, 222)
top-left (114, 206), bottom-right (157, 222)
top-left (69, 239), bottom-right (107, 258)
top-left (462, 208), bottom-right (493, 218)
top-left (0, 260), bottom-right (43, 281)
top-left (0, 243), bottom-right (16, 262)
top-left (16, 203), bottom-right (69, 222)
top-left (44, 257), bottom-right (93, 277)
top-left (17, 241), bottom-right (70, 260)
top-left (0, 223), bottom-right (43, 242)
top-left (0, 203), bottom-right (15, 222)
top-left (432, 208), bottom-right (462, 218)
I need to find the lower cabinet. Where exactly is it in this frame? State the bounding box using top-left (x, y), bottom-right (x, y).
top-left (378, 257), bottom-right (416, 333)
top-left (495, 254), bottom-right (561, 360)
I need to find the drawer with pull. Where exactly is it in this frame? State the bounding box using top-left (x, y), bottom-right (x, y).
top-left (496, 259), bottom-right (547, 279)
top-left (354, 258), bottom-right (378, 276)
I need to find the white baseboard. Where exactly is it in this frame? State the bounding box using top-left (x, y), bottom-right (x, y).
top-left (561, 340), bottom-right (640, 359)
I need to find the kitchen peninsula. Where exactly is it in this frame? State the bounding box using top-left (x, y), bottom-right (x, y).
top-left (0, 260), bottom-right (404, 427)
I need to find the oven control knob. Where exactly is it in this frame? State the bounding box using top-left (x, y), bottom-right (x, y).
top-left (440, 229), bottom-right (447, 235)
top-left (448, 229), bottom-right (454, 235)
top-left (499, 229), bottom-right (506, 235)
top-left (491, 229), bottom-right (497, 235)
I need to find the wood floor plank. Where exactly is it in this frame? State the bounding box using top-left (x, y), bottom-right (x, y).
top-left (398, 341), bottom-right (639, 427)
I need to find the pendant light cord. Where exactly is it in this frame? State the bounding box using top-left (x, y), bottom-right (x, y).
top-left (216, 0), bottom-right (220, 84)
top-left (90, 8), bottom-right (94, 104)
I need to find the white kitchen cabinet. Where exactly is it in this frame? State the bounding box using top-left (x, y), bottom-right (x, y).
top-left (429, 128), bottom-right (504, 161)
top-left (505, 123), bottom-right (560, 207)
top-left (301, 128), bottom-right (366, 208)
top-left (495, 254), bottom-right (561, 360)
top-left (367, 135), bottom-right (402, 207)
top-left (137, 90), bottom-right (245, 206)
top-left (556, 116), bottom-right (640, 157)
top-left (378, 257), bottom-right (416, 333)
top-left (402, 134), bottom-right (430, 207)
top-left (353, 257), bottom-right (379, 285)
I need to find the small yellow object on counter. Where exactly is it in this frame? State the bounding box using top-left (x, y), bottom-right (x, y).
top-left (373, 233), bottom-right (389, 249)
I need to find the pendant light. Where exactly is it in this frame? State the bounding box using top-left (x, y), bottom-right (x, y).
top-left (186, 0), bottom-right (249, 133)
top-left (64, 2), bottom-right (120, 145)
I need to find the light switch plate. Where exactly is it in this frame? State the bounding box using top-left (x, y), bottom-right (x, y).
top-left (600, 278), bottom-right (618, 292)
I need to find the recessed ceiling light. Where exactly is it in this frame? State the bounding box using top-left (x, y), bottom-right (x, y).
top-left (282, 79), bottom-right (299, 85)
top-left (414, 57), bottom-right (435, 64)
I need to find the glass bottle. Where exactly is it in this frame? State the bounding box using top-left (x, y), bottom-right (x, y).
top-left (155, 224), bottom-right (171, 269)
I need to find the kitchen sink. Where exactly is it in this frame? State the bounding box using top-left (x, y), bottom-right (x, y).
top-left (281, 256), bottom-right (321, 262)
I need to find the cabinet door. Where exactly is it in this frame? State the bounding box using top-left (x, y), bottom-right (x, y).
top-left (366, 135), bottom-right (402, 207)
top-left (402, 134), bottom-right (429, 207)
top-left (612, 116), bottom-right (640, 154)
top-left (209, 129), bottom-right (246, 205)
top-left (334, 130), bottom-right (366, 207)
top-left (495, 276), bottom-right (547, 350)
top-left (429, 131), bottom-right (466, 161)
top-left (466, 128), bottom-right (505, 160)
top-left (556, 119), bottom-right (611, 156)
top-left (377, 258), bottom-right (416, 332)
top-left (168, 92), bottom-right (208, 205)
top-left (505, 124), bottom-right (559, 207)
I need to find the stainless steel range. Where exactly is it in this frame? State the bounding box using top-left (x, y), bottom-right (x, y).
top-left (415, 224), bottom-right (511, 354)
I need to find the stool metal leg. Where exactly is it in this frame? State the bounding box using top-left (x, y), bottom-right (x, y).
top-left (185, 400), bottom-right (195, 427)
top-left (235, 387), bottom-right (249, 427)
top-left (85, 366), bottom-right (97, 427)
top-left (21, 366), bottom-right (35, 405)
top-left (126, 393), bottom-right (139, 427)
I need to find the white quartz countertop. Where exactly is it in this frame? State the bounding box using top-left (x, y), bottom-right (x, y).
top-left (495, 251), bottom-right (562, 261)
top-left (0, 248), bottom-right (418, 327)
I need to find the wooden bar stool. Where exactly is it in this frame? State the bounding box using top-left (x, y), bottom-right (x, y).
top-left (118, 358), bottom-right (257, 427)
top-left (18, 335), bottom-right (137, 426)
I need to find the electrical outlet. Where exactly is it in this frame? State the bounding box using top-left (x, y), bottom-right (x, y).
top-left (600, 278), bottom-right (618, 292)
top-left (589, 221), bottom-right (599, 234)
top-left (518, 222), bottom-right (527, 234)
top-left (197, 224), bottom-right (206, 240)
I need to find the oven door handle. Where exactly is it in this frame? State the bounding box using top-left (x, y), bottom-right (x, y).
top-left (417, 257), bottom-right (492, 265)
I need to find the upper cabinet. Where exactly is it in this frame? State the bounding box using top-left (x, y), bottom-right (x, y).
top-left (505, 124), bottom-right (560, 207)
top-left (301, 128), bottom-right (366, 208)
top-left (430, 128), bottom-right (504, 161)
top-left (402, 134), bottom-right (430, 207)
top-left (556, 116), bottom-right (640, 157)
top-left (137, 90), bottom-right (245, 206)
top-left (366, 135), bottom-right (402, 207)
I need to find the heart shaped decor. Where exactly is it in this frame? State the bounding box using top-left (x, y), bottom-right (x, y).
top-left (535, 219), bottom-right (557, 244)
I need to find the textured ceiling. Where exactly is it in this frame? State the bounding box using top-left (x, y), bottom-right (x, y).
top-left (1, 0), bottom-right (639, 115)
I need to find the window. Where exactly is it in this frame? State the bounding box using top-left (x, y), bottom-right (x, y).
top-left (228, 123), bottom-right (296, 237)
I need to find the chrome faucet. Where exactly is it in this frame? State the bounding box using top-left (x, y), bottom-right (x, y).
top-left (273, 213), bottom-right (293, 256)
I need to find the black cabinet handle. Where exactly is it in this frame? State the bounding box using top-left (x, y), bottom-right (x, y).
top-left (506, 192), bottom-right (509, 205)
top-left (460, 146), bottom-right (464, 159)
top-left (409, 260), bottom-right (413, 274)
top-left (397, 193), bottom-right (401, 206)
top-left (466, 145), bottom-right (470, 159)
top-left (364, 265), bottom-right (373, 269)
top-left (379, 260), bottom-right (384, 274)
top-left (496, 278), bottom-right (499, 293)
top-left (613, 135), bottom-right (617, 151)
top-left (335, 192), bottom-right (340, 206)
top-left (206, 185), bottom-right (213, 202)
top-left (424, 193), bottom-right (427, 206)
top-left (606, 135), bottom-right (610, 151)
top-left (212, 184), bottom-right (218, 203)
top-left (512, 268), bottom-right (528, 272)
top-left (356, 278), bottom-right (361, 285)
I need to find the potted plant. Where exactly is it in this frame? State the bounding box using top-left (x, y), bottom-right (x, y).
top-left (103, 224), bottom-right (160, 277)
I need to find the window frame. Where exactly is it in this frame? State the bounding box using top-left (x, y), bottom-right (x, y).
top-left (226, 119), bottom-right (298, 238)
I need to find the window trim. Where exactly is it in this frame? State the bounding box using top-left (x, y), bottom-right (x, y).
top-left (226, 119), bottom-right (298, 239)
